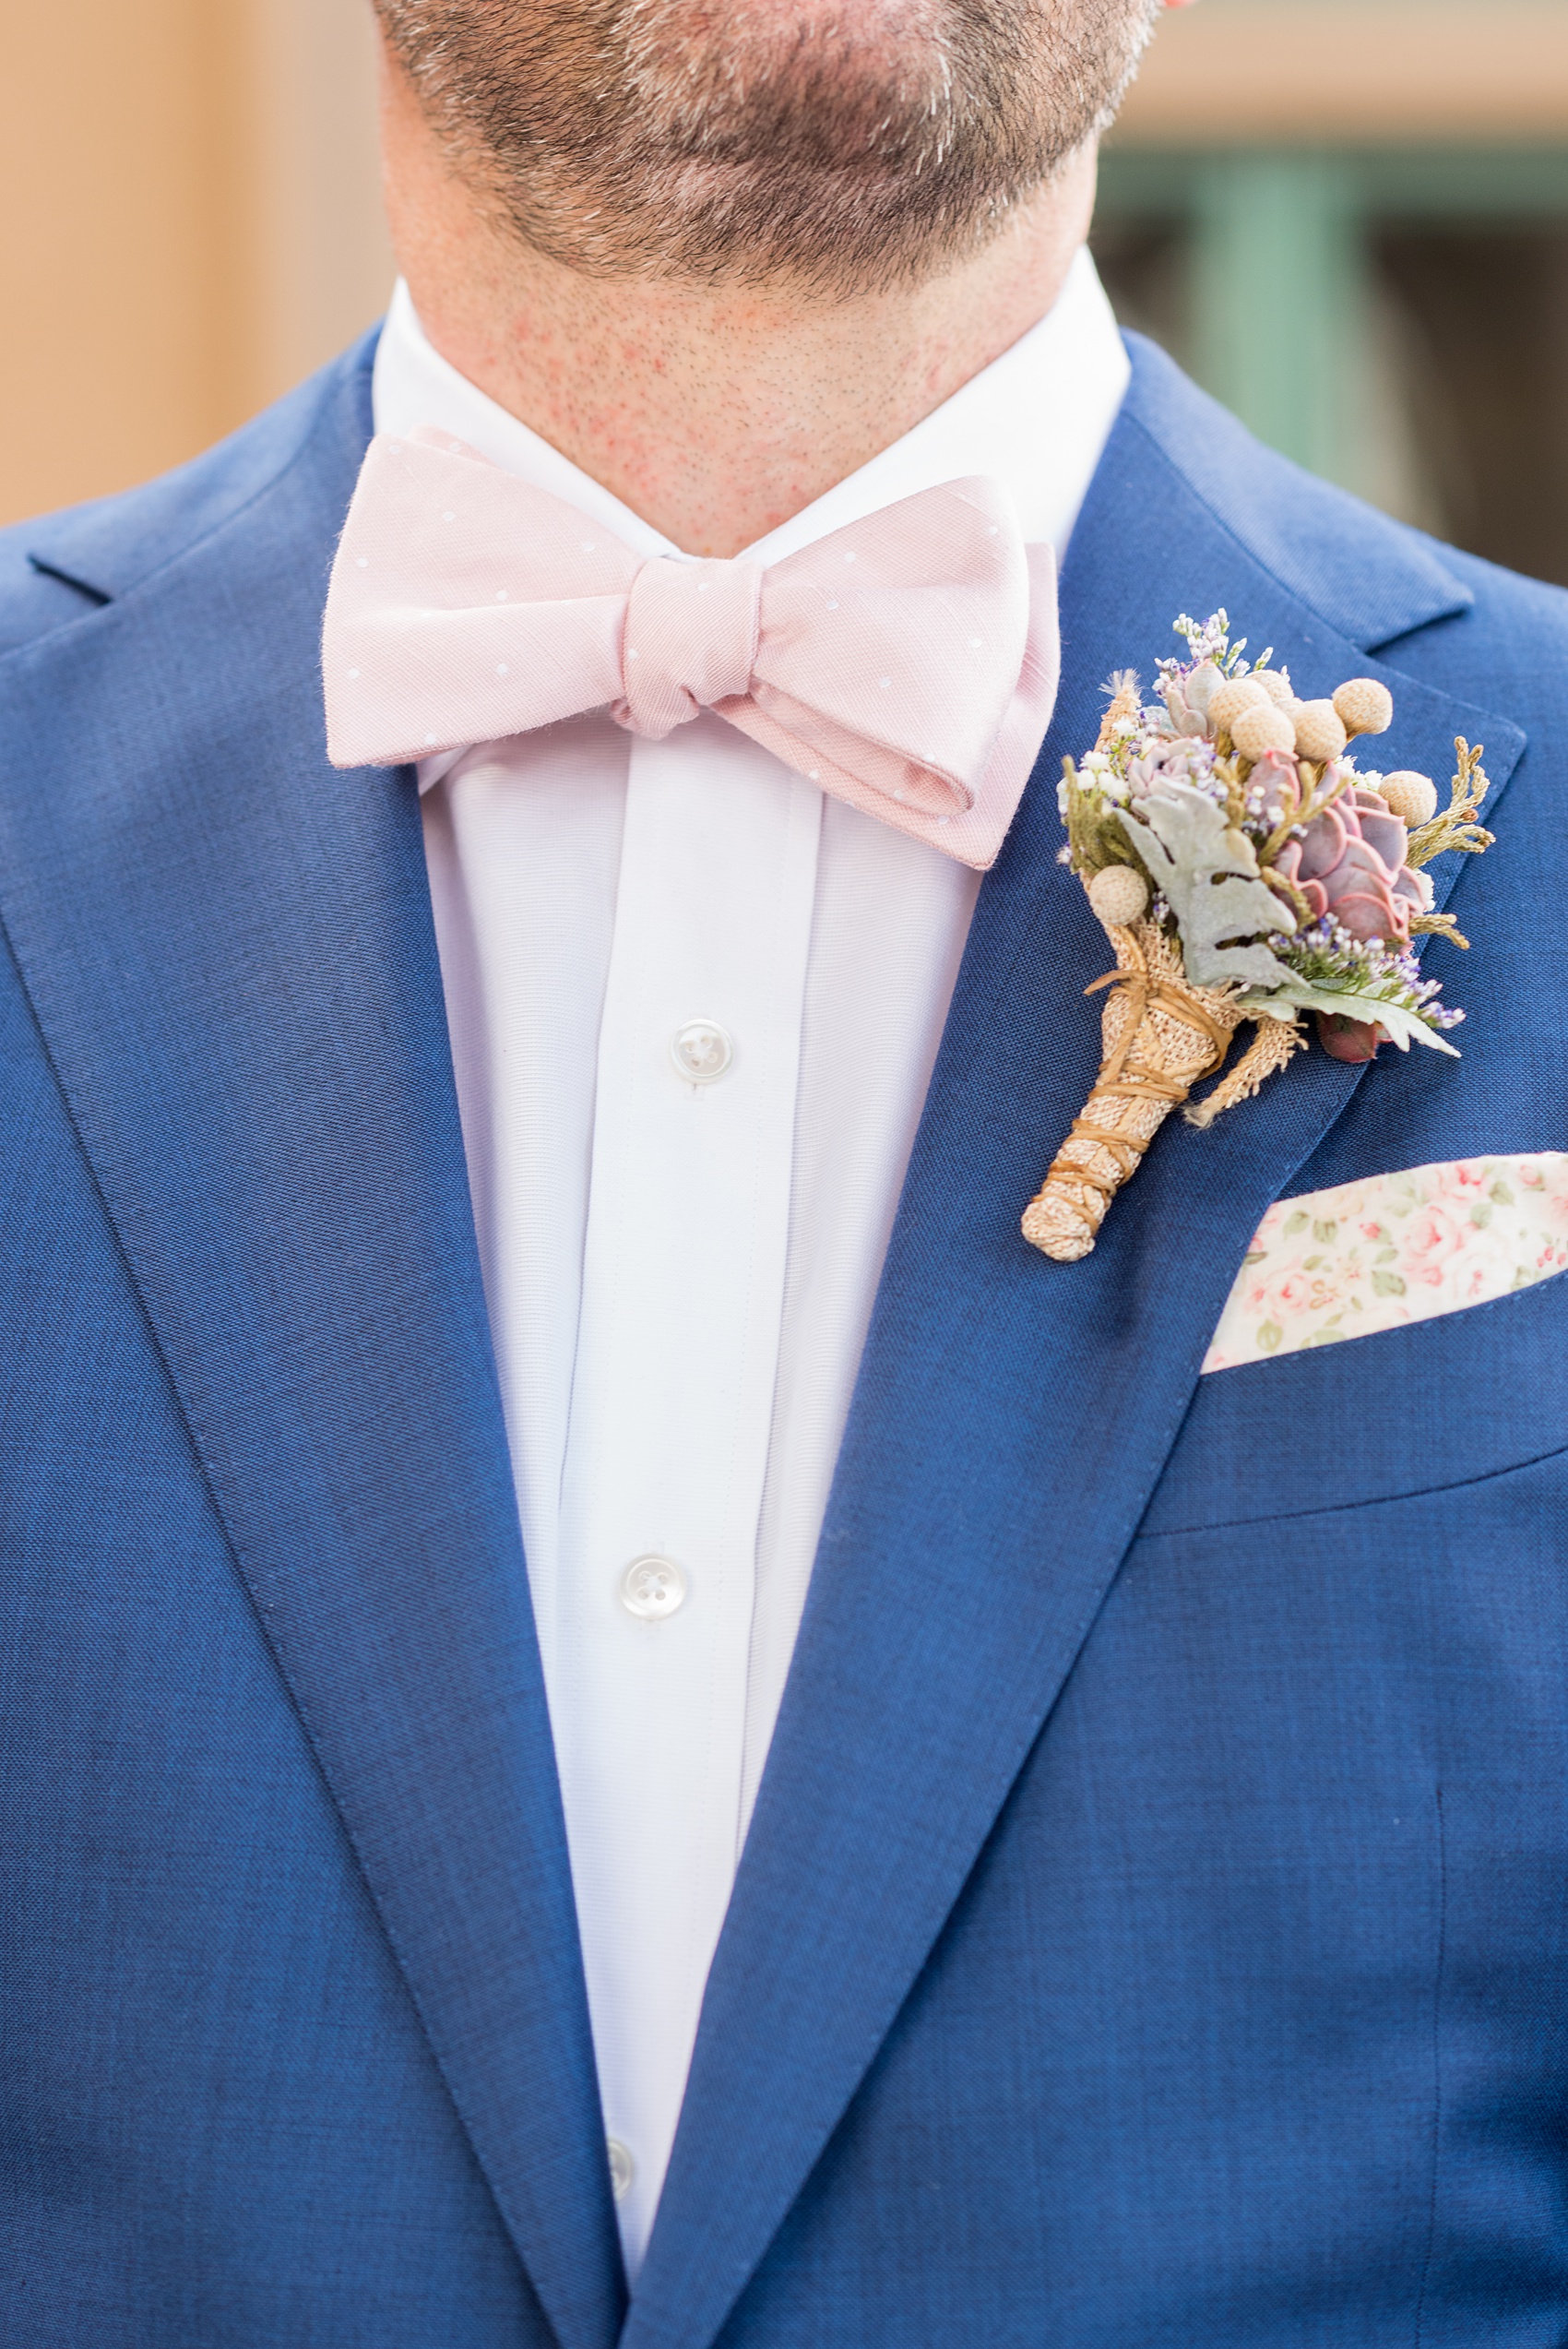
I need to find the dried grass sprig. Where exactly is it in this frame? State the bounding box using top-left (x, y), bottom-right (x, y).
top-left (1406, 740), bottom-right (1493, 869)
top-left (1408, 909), bottom-right (1471, 950)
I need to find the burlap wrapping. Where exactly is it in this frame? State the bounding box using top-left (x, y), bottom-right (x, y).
top-left (1021, 921), bottom-right (1242, 1263)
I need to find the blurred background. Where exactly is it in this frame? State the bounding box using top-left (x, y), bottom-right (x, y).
top-left (1098, 0), bottom-right (1568, 584)
top-left (1, 0), bottom-right (1562, 581)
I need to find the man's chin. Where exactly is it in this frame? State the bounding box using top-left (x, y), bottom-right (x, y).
top-left (377, 0), bottom-right (1155, 290)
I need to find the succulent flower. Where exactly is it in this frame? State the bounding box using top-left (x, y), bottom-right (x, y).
top-left (1271, 784), bottom-right (1431, 944)
top-left (1246, 748), bottom-right (1301, 828)
top-left (1157, 659), bottom-right (1228, 738)
top-left (1125, 734), bottom-right (1220, 802)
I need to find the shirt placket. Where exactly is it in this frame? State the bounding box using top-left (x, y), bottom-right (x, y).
top-left (552, 711), bottom-right (822, 2270)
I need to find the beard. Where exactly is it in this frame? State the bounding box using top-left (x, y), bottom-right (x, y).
top-left (374, 0), bottom-right (1158, 292)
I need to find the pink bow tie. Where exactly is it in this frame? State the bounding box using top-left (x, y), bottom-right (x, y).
top-left (324, 429), bottom-right (1060, 868)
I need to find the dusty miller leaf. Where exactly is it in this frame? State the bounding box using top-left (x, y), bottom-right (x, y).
top-left (1233, 979), bottom-right (1461, 1057)
top-left (1116, 783), bottom-right (1295, 988)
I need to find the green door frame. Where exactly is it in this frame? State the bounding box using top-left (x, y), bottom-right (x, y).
top-left (1097, 146), bottom-right (1568, 487)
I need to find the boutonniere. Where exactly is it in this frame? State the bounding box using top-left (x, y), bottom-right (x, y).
top-left (1022, 612), bottom-right (1495, 1263)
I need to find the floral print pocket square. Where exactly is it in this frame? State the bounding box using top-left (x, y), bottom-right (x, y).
top-left (1205, 1154), bottom-right (1568, 1371)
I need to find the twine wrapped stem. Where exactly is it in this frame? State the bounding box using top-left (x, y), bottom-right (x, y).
top-left (1021, 922), bottom-right (1242, 1262)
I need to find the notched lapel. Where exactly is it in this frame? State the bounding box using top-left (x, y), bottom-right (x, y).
top-left (627, 392), bottom-right (1526, 2349)
top-left (0, 364), bottom-right (625, 2349)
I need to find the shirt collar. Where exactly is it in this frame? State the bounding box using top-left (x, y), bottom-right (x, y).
top-left (371, 245), bottom-right (1130, 568)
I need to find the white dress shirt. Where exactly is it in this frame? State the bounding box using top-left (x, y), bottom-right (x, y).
top-left (373, 254), bottom-right (1129, 2271)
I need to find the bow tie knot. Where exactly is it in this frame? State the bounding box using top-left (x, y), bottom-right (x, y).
top-left (323, 427), bottom-right (1062, 869)
top-left (615, 554), bottom-right (763, 740)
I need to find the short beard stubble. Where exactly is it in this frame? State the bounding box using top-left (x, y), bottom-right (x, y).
top-left (374, 0), bottom-right (1160, 295)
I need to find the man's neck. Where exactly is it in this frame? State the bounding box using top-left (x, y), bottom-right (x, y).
top-left (379, 63), bottom-right (1100, 559)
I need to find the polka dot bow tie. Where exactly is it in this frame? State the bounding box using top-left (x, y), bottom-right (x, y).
top-left (324, 427), bottom-right (1061, 869)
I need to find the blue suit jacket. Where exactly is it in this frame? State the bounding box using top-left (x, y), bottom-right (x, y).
top-left (2, 327), bottom-right (1566, 2348)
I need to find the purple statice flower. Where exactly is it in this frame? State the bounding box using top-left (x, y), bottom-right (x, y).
top-left (1285, 915), bottom-right (1462, 1064)
top-left (1166, 611), bottom-right (1239, 673)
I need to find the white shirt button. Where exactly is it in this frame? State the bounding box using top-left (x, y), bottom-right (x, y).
top-left (619, 1554), bottom-right (688, 1621)
top-left (608, 2139), bottom-right (635, 2201)
top-left (671, 1019), bottom-right (733, 1083)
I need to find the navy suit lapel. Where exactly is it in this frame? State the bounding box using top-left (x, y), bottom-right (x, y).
top-left (0, 354), bottom-right (624, 2349)
top-left (626, 356), bottom-right (1526, 2349)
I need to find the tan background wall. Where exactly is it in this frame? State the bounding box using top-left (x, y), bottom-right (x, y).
top-left (241, 0), bottom-right (395, 409)
top-left (0, 0), bottom-right (1527, 529)
top-left (1118, 1), bottom-right (1568, 146)
top-left (0, 0), bottom-right (391, 527)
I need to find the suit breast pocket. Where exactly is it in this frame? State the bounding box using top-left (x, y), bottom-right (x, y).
top-left (1146, 1267), bottom-right (1568, 1536)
